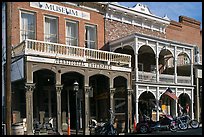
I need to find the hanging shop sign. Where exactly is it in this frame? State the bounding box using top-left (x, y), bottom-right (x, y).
top-left (30, 2), bottom-right (90, 20)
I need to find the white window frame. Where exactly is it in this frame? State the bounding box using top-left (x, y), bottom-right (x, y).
top-left (85, 24), bottom-right (97, 49)
top-left (65, 20), bottom-right (79, 46)
top-left (44, 15), bottom-right (58, 43)
top-left (20, 10), bottom-right (36, 42)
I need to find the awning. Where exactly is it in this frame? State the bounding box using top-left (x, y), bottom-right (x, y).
top-left (164, 91), bottom-right (178, 100)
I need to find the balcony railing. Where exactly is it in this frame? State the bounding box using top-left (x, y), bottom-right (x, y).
top-left (136, 71), bottom-right (191, 85)
top-left (138, 71), bottom-right (156, 82)
top-left (177, 76), bottom-right (191, 84)
top-left (159, 74), bottom-right (174, 84)
top-left (12, 39), bottom-right (131, 67)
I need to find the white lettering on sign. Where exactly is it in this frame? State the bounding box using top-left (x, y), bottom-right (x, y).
top-left (26, 56), bottom-right (131, 72)
top-left (55, 59), bottom-right (112, 70)
top-left (30, 2), bottom-right (90, 20)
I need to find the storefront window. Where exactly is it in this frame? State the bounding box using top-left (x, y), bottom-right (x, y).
top-left (20, 11), bottom-right (36, 42)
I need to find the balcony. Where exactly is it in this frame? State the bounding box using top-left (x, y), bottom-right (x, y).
top-left (12, 39), bottom-right (131, 71)
top-left (134, 71), bottom-right (191, 85)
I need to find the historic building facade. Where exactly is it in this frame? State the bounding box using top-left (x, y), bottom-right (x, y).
top-left (103, 2), bottom-right (202, 128)
top-left (5, 2), bottom-right (133, 135)
top-left (3, 2), bottom-right (202, 135)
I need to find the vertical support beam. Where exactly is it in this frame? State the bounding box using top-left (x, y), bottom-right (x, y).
top-left (156, 42), bottom-right (159, 82)
top-left (156, 87), bottom-right (160, 121)
top-left (196, 77), bottom-right (200, 122)
top-left (175, 88), bottom-right (178, 117)
top-left (25, 83), bottom-right (35, 135)
top-left (110, 87), bottom-right (115, 131)
top-left (6, 2), bottom-right (12, 135)
top-left (127, 89), bottom-right (133, 133)
top-left (84, 86), bottom-right (91, 135)
top-left (190, 49), bottom-right (194, 86)
top-left (110, 88), bottom-right (115, 111)
top-left (67, 88), bottom-right (71, 135)
top-left (134, 37), bottom-right (138, 82)
top-left (174, 46), bottom-right (177, 84)
top-left (191, 89), bottom-right (194, 119)
top-left (56, 85), bottom-right (63, 135)
top-left (135, 85), bottom-right (139, 123)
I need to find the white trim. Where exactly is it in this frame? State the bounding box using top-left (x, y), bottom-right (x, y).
top-left (18, 8), bottom-right (39, 13)
top-left (79, 5), bottom-right (100, 13)
top-left (106, 3), bottom-right (170, 33)
top-left (60, 2), bottom-right (78, 7)
top-left (108, 4), bottom-right (170, 24)
top-left (109, 33), bottom-right (195, 50)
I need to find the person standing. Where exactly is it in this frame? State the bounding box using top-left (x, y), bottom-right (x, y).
top-left (185, 103), bottom-right (190, 115)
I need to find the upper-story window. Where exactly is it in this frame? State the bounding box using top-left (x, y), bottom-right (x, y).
top-left (85, 24), bottom-right (97, 49)
top-left (20, 11), bottom-right (36, 42)
top-left (44, 16), bottom-right (58, 43)
top-left (66, 20), bottom-right (78, 46)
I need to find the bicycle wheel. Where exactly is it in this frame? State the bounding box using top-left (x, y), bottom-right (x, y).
top-left (190, 120), bottom-right (199, 129)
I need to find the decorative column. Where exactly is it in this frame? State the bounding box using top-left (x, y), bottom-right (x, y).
top-left (174, 46), bottom-right (177, 84)
top-left (56, 85), bottom-right (63, 135)
top-left (110, 88), bottom-right (116, 111)
top-left (135, 85), bottom-right (139, 124)
top-left (134, 37), bottom-right (138, 82)
top-left (156, 42), bottom-right (159, 82)
top-left (191, 89), bottom-right (194, 119)
top-left (190, 49), bottom-right (194, 86)
top-left (127, 89), bottom-right (133, 133)
top-left (84, 86), bottom-right (91, 135)
top-left (196, 77), bottom-right (200, 122)
top-left (175, 88), bottom-right (178, 117)
top-left (25, 83), bottom-right (35, 135)
top-left (156, 87), bottom-right (160, 121)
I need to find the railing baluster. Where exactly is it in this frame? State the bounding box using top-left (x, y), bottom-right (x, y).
top-left (13, 39), bottom-right (132, 68)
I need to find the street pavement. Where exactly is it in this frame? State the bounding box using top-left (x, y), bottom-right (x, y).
top-left (32, 124), bottom-right (203, 135)
top-left (124, 124), bottom-right (202, 135)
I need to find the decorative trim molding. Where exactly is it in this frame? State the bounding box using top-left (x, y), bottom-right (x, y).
top-left (25, 83), bottom-right (36, 92)
top-left (56, 84), bottom-right (63, 93)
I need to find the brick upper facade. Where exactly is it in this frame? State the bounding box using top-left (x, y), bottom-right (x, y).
top-left (105, 19), bottom-right (166, 43)
top-left (166, 16), bottom-right (202, 55)
top-left (9, 2), bottom-right (105, 49)
top-left (104, 15), bottom-right (202, 57)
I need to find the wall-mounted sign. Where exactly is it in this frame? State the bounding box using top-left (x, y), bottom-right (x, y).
top-left (26, 56), bottom-right (131, 72)
top-left (11, 58), bottom-right (24, 82)
top-left (30, 2), bottom-right (90, 20)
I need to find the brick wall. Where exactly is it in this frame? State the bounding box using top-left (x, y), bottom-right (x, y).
top-left (166, 16), bottom-right (202, 55)
top-left (105, 19), bottom-right (166, 43)
top-left (105, 16), bottom-right (202, 57)
top-left (10, 2), bottom-right (104, 49)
